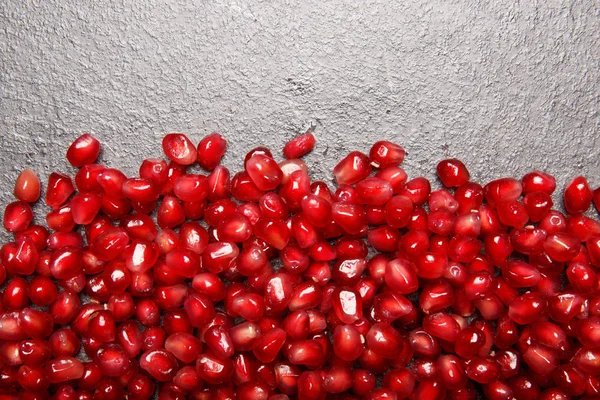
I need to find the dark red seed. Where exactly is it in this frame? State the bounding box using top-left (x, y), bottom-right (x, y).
top-left (197, 132), bottom-right (227, 170)
top-left (437, 159), bottom-right (470, 187)
top-left (283, 132), bottom-right (315, 159)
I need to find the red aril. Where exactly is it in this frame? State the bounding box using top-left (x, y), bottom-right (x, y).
top-left (3, 201), bottom-right (33, 232)
top-left (483, 178), bottom-right (522, 206)
top-left (283, 132), bottom-right (315, 159)
top-left (245, 154), bottom-right (283, 191)
top-left (334, 151), bottom-right (371, 185)
top-left (46, 172), bottom-right (75, 209)
top-left (564, 175), bottom-right (593, 214)
top-left (197, 132), bottom-right (227, 170)
top-left (162, 133), bottom-right (197, 165)
top-left (14, 169), bottom-right (41, 203)
top-left (522, 170), bottom-right (556, 194)
top-left (66, 133), bottom-right (100, 167)
top-left (437, 159), bottom-right (470, 187)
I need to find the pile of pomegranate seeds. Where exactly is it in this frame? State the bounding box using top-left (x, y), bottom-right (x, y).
top-left (1, 132), bottom-right (600, 400)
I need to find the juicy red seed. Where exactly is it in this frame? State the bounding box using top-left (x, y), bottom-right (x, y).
top-left (398, 177), bottom-right (431, 206)
top-left (46, 172), bottom-right (75, 209)
top-left (484, 177), bottom-right (522, 206)
top-left (523, 191), bottom-right (553, 222)
top-left (245, 154), bottom-right (283, 191)
top-left (543, 232), bottom-right (581, 262)
top-left (522, 170), bottom-right (557, 194)
top-left (369, 141), bottom-right (405, 168)
top-left (66, 133), bottom-right (100, 167)
top-left (334, 151), bottom-right (372, 185)
top-left (283, 132), bottom-right (316, 159)
top-left (122, 178), bottom-right (158, 203)
top-left (197, 132), bottom-right (227, 170)
top-left (366, 322), bottom-right (404, 359)
top-left (162, 133), bottom-right (197, 165)
top-left (3, 201), bottom-right (33, 232)
top-left (14, 169), bottom-right (41, 203)
top-left (497, 199), bottom-right (528, 228)
top-left (196, 353), bottom-right (233, 384)
top-left (91, 228), bottom-right (130, 262)
top-left (157, 196), bottom-right (185, 229)
top-left (564, 175), bottom-right (593, 214)
top-left (217, 212), bottom-right (252, 242)
top-left (437, 158), bottom-right (470, 187)
top-left (70, 193), bottom-right (102, 225)
top-left (140, 349), bottom-right (179, 382)
top-left (173, 174), bottom-right (209, 202)
top-left (508, 292), bottom-right (547, 324)
top-left (356, 177), bottom-right (393, 206)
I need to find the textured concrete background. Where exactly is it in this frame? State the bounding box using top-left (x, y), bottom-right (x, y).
top-left (1, 0), bottom-right (599, 232)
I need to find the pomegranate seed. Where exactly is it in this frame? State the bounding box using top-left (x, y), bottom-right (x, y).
top-left (422, 312), bottom-right (461, 342)
top-left (230, 171), bottom-right (262, 202)
top-left (366, 322), bottom-right (404, 359)
top-left (46, 172), bottom-right (75, 209)
top-left (285, 339), bottom-right (325, 367)
top-left (334, 151), bottom-right (371, 185)
top-left (396, 177), bottom-right (430, 207)
top-left (502, 260), bottom-right (541, 287)
top-left (253, 328), bottom-right (286, 363)
top-left (173, 174), bottom-right (208, 203)
top-left (497, 199), bottom-right (528, 228)
top-left (437, 354), bottom-right (467, 390)
top-left (26, 276), bottom-right (57, 306)
top-left (508, 292), bottom-right (546, 324)
top-left (94, 343), bottom-right (129, 377)
top-left (523, 343), bottom-right (559, 375)
top-left (522, 170), bottom-right (556, 194)
top-left (523, 191), bottom-right (553, 222)
top-left (437, 159), bottom-right (470, 187)
top-left (47, 356), bottom-right (84, 383)
top-left (66, 133), bottom-right (100, 167)
top-left (3, 275), bottom-right (29, 310)
top-left (164, 332), bottom-right (201, 363)
top-left (321, 365), bottom-right (353, 394)
top-left (14, 169), bottom-right (41, 203)
top-left (245, 154), bottom-right (283, 191)
top-left (161, 133), bottom-right (197, 165)
top-left (484, 177), bottom-right (522, 206)
top-left (229, 292), bottom-right (265, 321)
top-left (564, 175), bottom-right (593, 214)
top-left (196, 353), bottom-right (233, 384)
top-left (543, 232), bottom-right (580, 262)
top-left (283, 132), bottom-right (315, 159)
top-left (333, 324), bottom-right (364, 361)
top-left (375, 166), bottom-right (407, 194)
top-left (3, 201), bottom-right (33, 233)
top-left (139, 349), bottom-right (178, 382)
top-left (297, 370), bottom-right (325, 398)
top-left (567, 261), bottom-right (598, 294)
top-left (369, 141), bottom-right (405, 168)
top-left (184, 292), bottom-right (215, 328)
top-left (204, 165), bottom-right (231, 201)
top-left (258, 192), bottom-right (288, 220)
top-left (356, 177), bottom-right (394, 206)
top-left (197, 132), bottom-right (227, 170)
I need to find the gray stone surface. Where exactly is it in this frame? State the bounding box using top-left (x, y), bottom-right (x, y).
top-left (2, 1), bottom-right (599, 222)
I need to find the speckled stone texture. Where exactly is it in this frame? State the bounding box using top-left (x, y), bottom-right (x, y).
top-left (1, 0), bottom-right (599, 223)
top-left (2, 0), bottom-right (599, 213)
